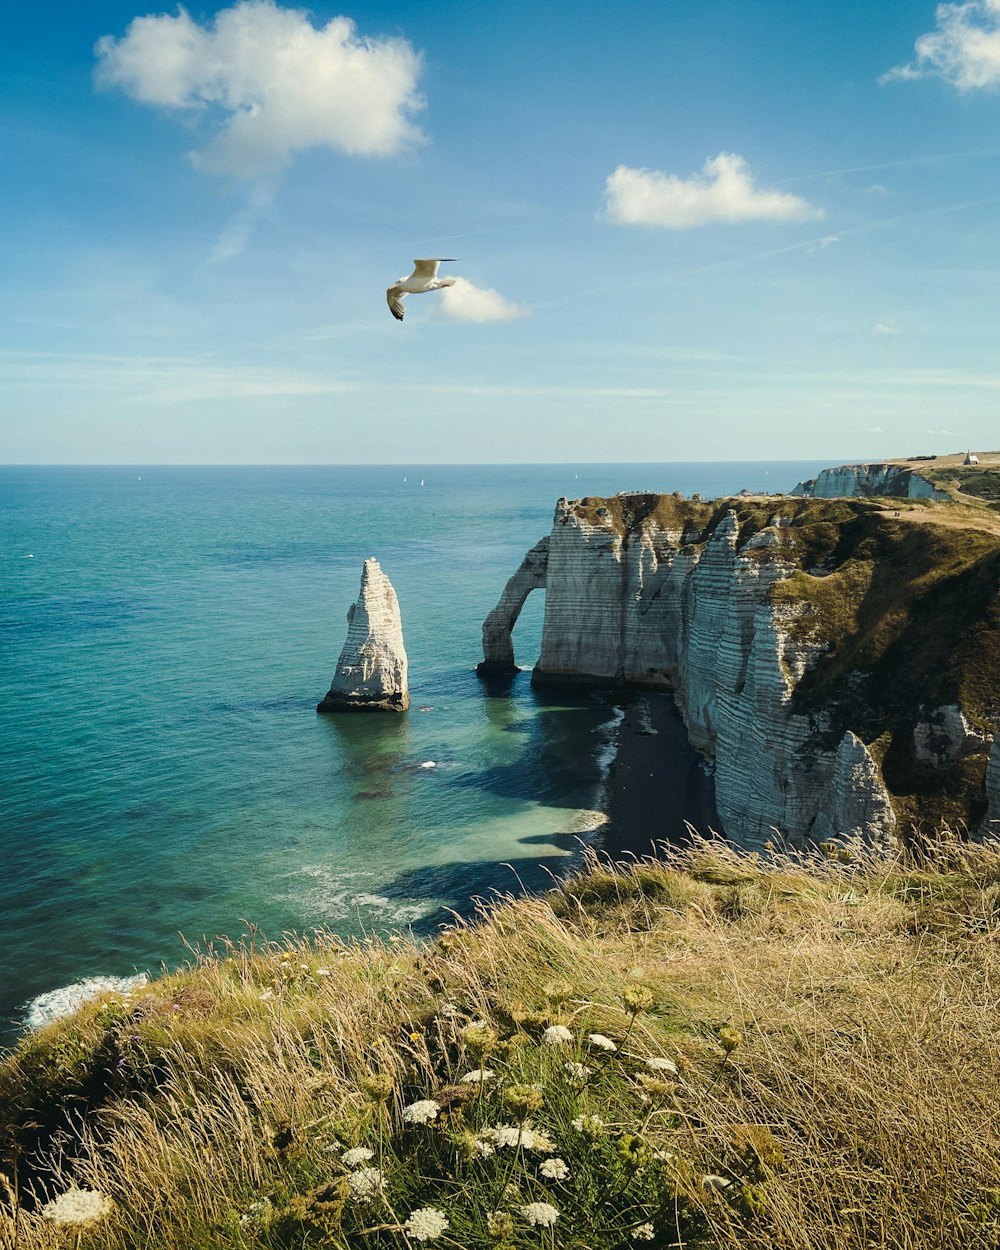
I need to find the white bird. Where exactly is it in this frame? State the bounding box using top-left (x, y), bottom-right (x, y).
top-left (386, 258), bottom-right (458, 321)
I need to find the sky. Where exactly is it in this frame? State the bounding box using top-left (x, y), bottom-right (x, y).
top-left (3, 0), bottom-right (1000, 464)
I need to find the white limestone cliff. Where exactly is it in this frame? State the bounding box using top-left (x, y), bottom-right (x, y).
top-left (317, 558), bottom-right (409, 713)
top-left (792, 462), bottom-right (947, 500)
top-left (479, 537), bottom-right (549, 673)
top-left (484, 499), bottom-right (906, 847)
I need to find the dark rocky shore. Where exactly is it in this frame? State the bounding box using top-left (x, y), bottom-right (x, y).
top-left (600, 690), bottom-right (720, 859)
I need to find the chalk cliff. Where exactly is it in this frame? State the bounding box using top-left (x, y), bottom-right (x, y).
top-left (792, 462), bottom-right (948, 500)
top-left (482, 494), bottom-right (1000, 846)
top-left (317, 557), bottom-right (409, 713)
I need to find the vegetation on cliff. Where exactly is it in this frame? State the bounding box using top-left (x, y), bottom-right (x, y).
top-left (3, 837), bottom-right (1000, 1249)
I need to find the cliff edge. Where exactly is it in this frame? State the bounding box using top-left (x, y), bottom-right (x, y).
top-left (482, 494), bottom-right (1000, 845)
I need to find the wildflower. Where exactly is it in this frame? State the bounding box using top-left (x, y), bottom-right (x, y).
top-left (402, 1098), bottom-right (441, 1125)
top-left (462, 1022), bottom-right (498, 1054)
top-left (359, 1073), bottom-right (394, 1103)
top-left (258, 988), bottom-right (275, 1002)
top-left (404, 1207), bottom-right (450, 1242)
top-left (702, 1174), bottom-right (732, 1193)
top-left (484, 1123), bottom-right (556, 1152)
top-left (315, 966), bottom-right (332, 977)
top-left (41, 1188), bottom-right (112, 1227)
top-left (520, 1201), bottom-right (559, 1228)
top-left (588, 1032), bottom-right (617, 1051)
top-left (541, 1024), bottom-right (573, 1045)
top-left (460, 1067), bottom-right (495, 1083)
top-left (563, 1061), bottom-right (592, 1083)
top-left (488, 1211), bottom-right (515, 1238)
top-left (239, 1199), bottom-right (274, 1229)
top-left (645, 1056), bottom-right (678, 1075)
top-left (637, 1075), bottom-right (675, 1099)
top-left (622, 983), bottom-right (654, 1014)
top-left (347, 1167), bottom-right (384, 1202)
top-left (634, 1222), bottom-right (655, 1240)
top-left (539, 1157), bottom-right (570, 1180)
top-left (542, 979), bottom-right (574, 1004)
top-left (718, 1026), bottom-right (743, 1054)
top-left (505, 1084), bottom-right (544, 1117)
top-left (618, 1134), bottom-right (654, 1168)
top-left (571, 1113), bottom-right (605, 1138)
top-left (341, 1146), bottom-right (375, 1167)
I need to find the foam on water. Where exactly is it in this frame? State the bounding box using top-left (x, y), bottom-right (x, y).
top-left (25, 974), bottom-right (149, 1031)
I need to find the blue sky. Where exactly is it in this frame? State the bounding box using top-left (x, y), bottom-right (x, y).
top-left (3, 0), bottom-right (1000, 463)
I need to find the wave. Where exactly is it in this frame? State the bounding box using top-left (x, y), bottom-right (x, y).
top-left (24, 974), bottom-right (149, 1031)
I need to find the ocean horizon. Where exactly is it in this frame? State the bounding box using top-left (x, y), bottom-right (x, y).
top-left (0, 461), bottom-right (830, 1046)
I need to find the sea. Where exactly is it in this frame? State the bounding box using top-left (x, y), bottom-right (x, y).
top-left (0, 461), bottom-right (828, 1047)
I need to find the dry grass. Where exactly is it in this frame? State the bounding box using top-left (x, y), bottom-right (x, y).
top-left (3, 838), bottom-right (1000, 1248)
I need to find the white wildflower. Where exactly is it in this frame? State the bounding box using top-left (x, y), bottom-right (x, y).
top-left (341, 1146), bottom-right (375, 1167)
top-left (258, 988), bottom-right (274, 1001)
top-left (347, 1167), bottom-right (384, 1201)
top-left (460, 1067), bottom-right (495, 1083)
top-left (588, 1032), bottom-right (618, 1051)
top-left (539, 1156), bottom-right (570, 1180)
top-left (404, 1206), bottom-right (450, 1242)
top-left (634, 1222), bottom-right (655, 1240)
top-left (402, 1098), bottom-right (441, 1125)
top-left (484, 1123), bottom-right (555, 1152)
top-left (474, 1137), bottom-right (496, 1157)
top-left (520, 1201), bottom-right (559, 1227)
top-left (541, 1024), bottom-right (573, 1045)
top-left (239, 1198), bottom-right (273, 1228)
top-left (563, 1061), bottom-right (593, 1083)
top-left (645, 1056), bottom-right (678, 1075)
top-left (571, 1113), bottom-right (605, 1133)
top-left (702, 1174), bottom-right (732, 1193)
top-left (41, 1188), bottom-right (112, 1226)
top-left (315, 966), bottom-right (332, 977)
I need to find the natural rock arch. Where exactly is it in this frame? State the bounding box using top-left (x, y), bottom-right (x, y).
top-left (476, 537), bottom-right (549, 674)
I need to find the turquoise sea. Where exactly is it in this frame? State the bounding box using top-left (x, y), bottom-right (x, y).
top-left (0, 462), bottom-right (827, 1045)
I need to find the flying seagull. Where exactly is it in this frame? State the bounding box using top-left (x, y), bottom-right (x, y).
top-left (386, 258), bottom-right (458, 321)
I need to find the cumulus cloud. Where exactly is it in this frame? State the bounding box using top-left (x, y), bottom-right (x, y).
top-left (438, 277), bottom-right (528, 323)
top-left (882, 0), bottom-right (1000, 89)
top-left (94, 1), bottom-right (425, 175)
top-left (874, 321), bottom-right (902, 335)
top-left (604, 154), bottom-right (823, 229)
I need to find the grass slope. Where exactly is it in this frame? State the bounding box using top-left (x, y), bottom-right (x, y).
top-left (3, 839), bottom-right (1000, 1249)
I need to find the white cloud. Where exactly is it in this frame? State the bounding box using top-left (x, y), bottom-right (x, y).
top-left (867, 425), bottom-right (884, 433)
top-left (95, 1), bottom-right (425, 175)
top-left (438, 277), bottom-right (528, 323)
top-left (882, 0), bottom-right (1000, 89)
top-left (874, 321), bottom-right (902, 335)
top-left (604, 154), bottom-right (823, 229)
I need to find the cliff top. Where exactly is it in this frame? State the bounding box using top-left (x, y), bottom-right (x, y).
top-left (4, 838), bottom-right (1000, 1249)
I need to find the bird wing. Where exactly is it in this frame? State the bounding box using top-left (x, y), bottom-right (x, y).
top-left (386, 286), bottom-right (406, 320)
top-left (411, 257), bottom-right (457, 280)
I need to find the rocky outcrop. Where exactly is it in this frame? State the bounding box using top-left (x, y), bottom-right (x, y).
top-left (481, 494), bottom-right (1000, 847)
top-left (791, 462), bottom-right (948, 500)
top-left (811, 732), bottom-right (897, 851)
top-left (317, 558), bottom-right (409, 713)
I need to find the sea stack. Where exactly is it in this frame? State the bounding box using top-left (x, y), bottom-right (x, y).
top-left (317, 557), bottom-right (409, 713)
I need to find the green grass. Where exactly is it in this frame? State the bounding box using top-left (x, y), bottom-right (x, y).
top-left (5, 839), bottom-right (1000, 1249)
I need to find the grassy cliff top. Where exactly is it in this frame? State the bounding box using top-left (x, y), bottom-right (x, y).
top-left (3, 839), bottom-right (1000, 1249)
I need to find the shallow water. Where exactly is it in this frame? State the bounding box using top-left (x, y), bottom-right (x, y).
top-left (0, 461), bottom-right (827, 1042)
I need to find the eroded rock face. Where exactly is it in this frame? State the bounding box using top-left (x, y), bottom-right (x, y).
top-left (792, 462), bottom-right (947, 500)
top-left (317, 558), bottom-right (409, 713)
top-left (481, 495), bottom-right (999, 847)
